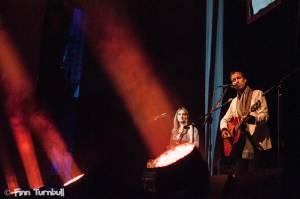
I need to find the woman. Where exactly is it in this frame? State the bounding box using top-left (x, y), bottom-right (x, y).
top-left (170, 107), bottom-right (199, 148)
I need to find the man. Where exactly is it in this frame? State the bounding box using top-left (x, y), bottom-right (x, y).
top-left (220, 71), bottom-right (272, 174)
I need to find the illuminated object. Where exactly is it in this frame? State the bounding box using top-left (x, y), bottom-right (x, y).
top-left (143, 143), bottom-right (209, 196)
top-left (63, 174), bottom-right (85, 187)
top-left (148, 143), bottom-right (195, 168)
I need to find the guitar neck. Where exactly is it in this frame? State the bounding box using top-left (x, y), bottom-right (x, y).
top-left (236, 100), bottom-right (261, 130)
top-left (236, 113), bottom-right (251, 131)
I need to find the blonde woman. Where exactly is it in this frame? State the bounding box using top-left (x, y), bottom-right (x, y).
top-left (170, 107), bottom-right (199, 148)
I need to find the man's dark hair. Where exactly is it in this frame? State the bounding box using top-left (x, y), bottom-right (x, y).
top-left (229, 70), bottom-right (247, 80)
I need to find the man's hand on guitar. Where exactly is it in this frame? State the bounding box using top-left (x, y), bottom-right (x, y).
top-left (241, 115), bottom-right (256, 124)
top-left (245, 115), bottom-right (256, 124)
top-left (221, 129), bottom-right (231, 139)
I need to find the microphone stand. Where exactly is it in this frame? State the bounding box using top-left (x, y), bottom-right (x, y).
top-left (200, 87), bottom-right (232, 176)
top-left (263, 71), bottom-right (294, 168)
top-left (183, 122), bottom-right (197, 147)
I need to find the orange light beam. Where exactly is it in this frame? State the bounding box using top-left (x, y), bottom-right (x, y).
top-left (0, 27), bottom-right (83, 187)
top-left (0, 30), bottom-right (33, 98)
top-left (0, 29), bottom-right (43, 189)
top-left (29, 112), bottom-right (84, 185)
top-left (85, 3), bottom-right (175, 156)
top-left (8, 115), bottom-right (44, 188)
top-left (0, 134), bottom-right (20, 193)
top-left (3, 168), bottom-right (19, 193)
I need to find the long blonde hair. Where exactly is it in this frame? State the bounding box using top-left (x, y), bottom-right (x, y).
top-left (172, 107), bottom-right (189, 134)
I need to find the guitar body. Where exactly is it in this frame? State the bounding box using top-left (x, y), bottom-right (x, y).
top-left (223, 117), bottom-right (241, 157)
top-left (222, 100), bottom-right (261, 157)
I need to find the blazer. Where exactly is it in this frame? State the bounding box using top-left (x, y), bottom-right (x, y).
top-left (220, 90), bottom-right (272, 150)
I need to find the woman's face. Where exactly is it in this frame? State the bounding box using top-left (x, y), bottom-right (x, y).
top-left (177, 109), bottom-right (188, 124)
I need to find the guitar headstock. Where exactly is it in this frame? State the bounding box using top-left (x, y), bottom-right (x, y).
top-left (251, 100), bottom-right (261, 112)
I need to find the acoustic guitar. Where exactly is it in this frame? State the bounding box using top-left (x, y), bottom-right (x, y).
top-left (223, 100), bottom-right (261, 157)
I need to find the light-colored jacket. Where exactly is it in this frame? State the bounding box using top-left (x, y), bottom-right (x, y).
top-left (220, 90), bottom-right (272, 150)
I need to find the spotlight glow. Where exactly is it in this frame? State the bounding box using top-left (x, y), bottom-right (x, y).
top-left (0, 29), bottom-right (44, 189)
top-left (0, 131), bottom-right (20, 193)
top-left (30, 113), bottom-right (83, 185)
top-left (85, 2), bottom-right (175, 156)
top-left (3, 169), bottom-right (19, 193)
top-left (150, 143), bottom-right (195, 168)
top-left (9, 115), bottom-right (44, 188)
top-left (63, 173), bottom-right (85, 187)
top-left (0, 28), bottom-right (83, 188)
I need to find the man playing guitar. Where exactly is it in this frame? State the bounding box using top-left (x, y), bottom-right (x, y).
top-left (220, 70), bottom-right (272, 174)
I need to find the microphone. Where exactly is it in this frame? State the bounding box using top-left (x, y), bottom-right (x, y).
top-left (217, 84), bottom-right (236, 88)
top-left (153, 113), bottom-right (167, 121)
top-left (183, 125), bottom-right (190, 129)
top-left (183, 122), bottom-right (196, 129)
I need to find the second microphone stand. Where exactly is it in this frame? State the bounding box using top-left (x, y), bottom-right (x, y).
top-left (263, 71), bottom-right (293, 168)
top-left (201, 87), bottom-right (232, 176)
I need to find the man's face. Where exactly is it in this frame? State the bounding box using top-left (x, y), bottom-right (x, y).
top-left (230, 72), bottom-right (247, 91)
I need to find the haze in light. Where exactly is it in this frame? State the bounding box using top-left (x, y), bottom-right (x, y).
top-left (84, 1), bottom-right (175, 156)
